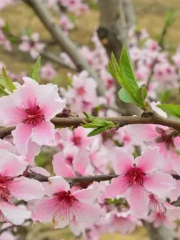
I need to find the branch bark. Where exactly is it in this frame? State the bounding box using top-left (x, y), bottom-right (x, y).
top-left (2, 111), bottom-right (180, 139)
top-left (98, 0), bottom-right (140, 115)
top-left (24, 0), bottom-right (105, 96)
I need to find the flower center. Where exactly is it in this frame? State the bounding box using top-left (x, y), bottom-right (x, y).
top-left (76, 87), bottom-right (85, 96)
top-left (23, 104), bottom-right (45, 127)
top-left (126, 167), bottom-right (145, 186)
top-left (56, 191), bottom-right (77, 206)
top-left (0, 176), bottom-right (11, 201)
top-left (72, 136), bottom-right (82, 146)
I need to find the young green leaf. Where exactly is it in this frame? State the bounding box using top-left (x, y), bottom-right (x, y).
top-left (118, 88), bottom-right (135, 104)
top-left (88, 126), bottom-right (111, 137)
top-left (0, 85), bottom-right (9, 96)
top-left (2, 68), bottom-right (16, 93)
top-left (108, 46), bottom-right (147, 110)
top-left (157, 104), bottom-right (180, 118)
top-left (29, 57), bottom-right (41, 82)
top-left (119, 46), bottom-right (139, 95)
top-left (136, 85), bottom-right (147, 109)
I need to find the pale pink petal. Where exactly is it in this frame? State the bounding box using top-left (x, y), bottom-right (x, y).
top-left (38, 84), bottom-right (66, 120)
top-left (7, 176), bottom-right (44, 200)
top-left (53, 214), bottom-right (70, 229)
top-left (144, 171), bottom-right (176, 198)
top-left (48, 176), bottom-right (70, 195)
top-left (53, 152), bottom-right (75, 177)
top-left (73, 202), bottom-right (103, 224)
top-left (136, 147), bottom-right (161, 173)
top-left (31, 167), bottom-right (50, 177)
top-left (25, 140), bottom-right (41, 165)
top-left (12, 124), bottom-right (32, 155)
top-left (0, 95), bottom-right (25, 126)
top-left (73, 149), bottom-right (90, 175)
top-left (126, 124), bottom-right (157, 145)
top-left (31, 33), bottom-right (39, 42)
top-left (168, 180), bottom-right (180, 202)
top-left (73, 185), bottom-right (100, 203)
top-left (32, 122), bottom-right (55, 145)
top-left (127, 184), bottom-right (149, 218)
top-left (105, 176), bottom-right (129, 199)
top-left (170, 150), bottom-right (180, 175)
top-left (19, 42), bottom-right (31, 52)
top-left (30, 48), bottom-right (39, 59)
top-left (111, 148), bottom-right (133, 174)
top-left (0, 202), bottom-right (31, 225)
top-left (32, 197), bottom-right (58, 223)
top-left (0, 153), bottom-right (27, 177)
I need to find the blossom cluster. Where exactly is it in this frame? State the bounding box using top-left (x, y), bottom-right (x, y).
top-left (0, 76), bottom-right (179, 240)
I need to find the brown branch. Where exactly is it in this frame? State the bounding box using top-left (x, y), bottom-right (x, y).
top-left (2, 111), bottom-right (180, 139)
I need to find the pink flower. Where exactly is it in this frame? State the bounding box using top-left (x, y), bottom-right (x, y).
top-left (106, 211), bottom-right (137, 235)
top-left (126, 124), bottom-right (180, 173)
top-left (0, 77), bottom-right (66, 155)
top-left (105, 147), bottom-right (176, 218)
top-left (40, 63), bottom-right (57, 80)
top-left (19, 33), bottom-right (45, 59)
top-left (53, 148), bottom-right (92, 177)
top-left (59, 15), bottom-right (74, 33)
top-left (32, 176), bottom-right (103, 228)
top-left (0, 148), bottom-right (44, 225)
top-left (68, 127), bottom-right (92, 148)
top-left (62, 71), bottom-right (98, 115)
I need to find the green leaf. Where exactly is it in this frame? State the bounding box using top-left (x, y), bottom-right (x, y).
top-left (0, 85), bottom-right (9, 96)
top-left (118, 88), bottom-right (135, 103)
top-left (1, 68), bottom-right (16, 93)
top-left (108, 46), bottom-right (147, 110)
top-left (159, 90), bottom-right (171, 103)
top-left (136, 85), bottom-right (147, 109)
top-left (88, 126), bottom-right (110, 137)
top-left (29, 57), bottom-right (41, 82)
top-left (119, 46), bottom-right (139, 95)
top-left (157, 104), bottom-right (180, 118)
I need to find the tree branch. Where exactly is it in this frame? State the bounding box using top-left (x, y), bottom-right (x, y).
top-left (40, 51), bottom-right (76, 71)
top-left (2, 111), bottom-right (180, 139)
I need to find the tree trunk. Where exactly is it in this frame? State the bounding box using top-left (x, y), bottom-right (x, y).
top-left (97, 0), bottom-right (140, 115)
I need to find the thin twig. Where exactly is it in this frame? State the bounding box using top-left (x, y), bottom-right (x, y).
top-left (41, 51), bottom-right (76, 71)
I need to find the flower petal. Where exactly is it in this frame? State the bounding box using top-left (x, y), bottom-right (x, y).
top-left (32, 197), bottom-right (58, 223)
top-left (136, 147), bottom-right (161, 173)
top-left (12, 124), bottom-right (32, 155)
top-left (127, 184), bottom-right (149, 218)
top-left (0, 153), bottom-right (27, 177)
top-left (111, 148), bottom-right (133, 174)
top-left (0, 202), bottom-right (31, 225)
top-left (7, 177), bottom-right (44, 201)
top-left (104, 176), bottom-right (129, 199)
top-left (144, 171), bottom-right (176, 198)
top-left (53, 152), bottom-right (75, 177)
top-left (32, 121), bottom-right (55, 145)
top-left (48, 176), bottom-right (70, 195)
